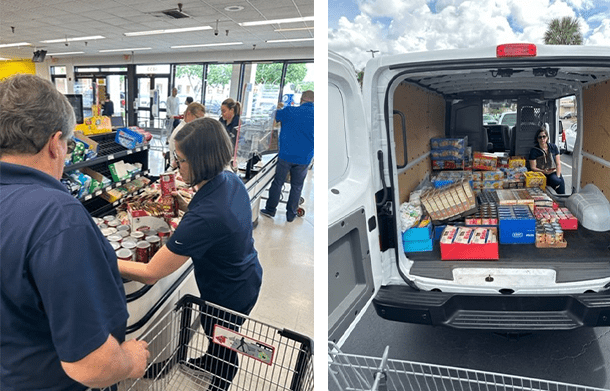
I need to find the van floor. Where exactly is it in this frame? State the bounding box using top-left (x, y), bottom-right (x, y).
top-left (407, 227), bottom-right (610, 283)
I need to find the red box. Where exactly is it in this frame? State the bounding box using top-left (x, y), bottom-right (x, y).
top-left (440, 226), bottom-right (499, 260)
top-left (473, 152), bottom-right (498, 171)
top-left (559, 217), bottom-right (578, 230)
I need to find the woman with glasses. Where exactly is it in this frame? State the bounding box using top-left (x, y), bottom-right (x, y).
top-left (167, 102), bottom-right (206, 169)
top-left (118, 117), bottom-right (262, 391)
top-left (529, 126), bottom-right (565, 194)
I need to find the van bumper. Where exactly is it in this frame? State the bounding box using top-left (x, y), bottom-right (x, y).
top-left (373, 285), bottom-right (610, 331)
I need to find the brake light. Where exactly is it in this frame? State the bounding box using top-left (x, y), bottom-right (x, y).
top-left (497, 44), bottom-right (537, 58)
top-left (562, 131), bottom-right (566, 143)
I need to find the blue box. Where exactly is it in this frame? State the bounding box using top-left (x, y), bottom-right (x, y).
top-left (434, 225), bottom-right (447, 241)
top-left (403, 223), bottom-right (433, 252)
top-left (402, 223), bottom-right (432, 242)
top-left (498, 205), bottom-right (536, 244)
top-left (115, 127), bottom-right (144, 150)
top-left (403, 238), bottom-right (433, 252)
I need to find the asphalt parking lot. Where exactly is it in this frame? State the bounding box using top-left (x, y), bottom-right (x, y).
top-left (338, 304), bottom-right (610, 389)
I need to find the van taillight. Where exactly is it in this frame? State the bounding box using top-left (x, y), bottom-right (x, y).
top-left (497, 44), bottom-right (537, 57)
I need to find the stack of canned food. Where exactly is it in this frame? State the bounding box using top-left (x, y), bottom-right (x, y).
top-left (535, 221), bottom-right (565, 247)
top-left (93, 215), bottom-right (172, 263)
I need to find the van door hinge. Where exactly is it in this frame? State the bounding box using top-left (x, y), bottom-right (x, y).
top-left (381, 201), bottom-right (393, 216)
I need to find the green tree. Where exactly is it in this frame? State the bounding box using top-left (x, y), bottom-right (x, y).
top-left (254, 63), bottom-right (311, 91)
top-left (544, 17), bottom-right (583, 45)
top-left (206, 64), bottom-right (233, 86)
top-left (175, 64), bottom-right (203, 98)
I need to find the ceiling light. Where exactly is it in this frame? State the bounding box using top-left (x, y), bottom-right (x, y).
top-left (266, 38), bottom-right (314, 43)
top-left (124, 26), bottom-right (212, 36)
top-left (224, 5), bottom-right (244, 11)
top-left (41, 36), bottom-right (105, 43)
top-left (171, 42), bottom-right (243, 49)
top-left (99, 47), bottom-right (151, 53)
top-left (239, 16), bottom-right (314, 27)
top-left (47, 51), bottom-right (85, 56)
top-left (0, 42), bottom-right (31, 48)
top-left (274, 27), bottom-right (314, 32)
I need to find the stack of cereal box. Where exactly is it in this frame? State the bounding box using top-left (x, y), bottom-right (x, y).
top-left (430, 137), bottom-right (468, 170)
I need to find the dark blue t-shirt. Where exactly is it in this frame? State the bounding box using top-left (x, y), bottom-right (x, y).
top-left (1, 162), bottom-right (128, 391)
top-left (166, 171), bottom-right (262, 315)
top-left (529, 142), bottom-right (560, 170)
top-left (275, 102), bottom-right (314, 165)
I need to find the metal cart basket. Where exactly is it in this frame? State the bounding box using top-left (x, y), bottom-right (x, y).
top-left (100, 295), bottom-right (313, 391)
top-left (329, 342), bottom-right (607, 391)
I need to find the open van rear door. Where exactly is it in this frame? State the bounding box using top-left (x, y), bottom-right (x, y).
top-left (328, 52), bottom-right (381, 343)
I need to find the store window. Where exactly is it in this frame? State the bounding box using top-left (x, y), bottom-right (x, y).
top-left (242, 62), bottom-right (283, 119)
top-left (136, 64), bottom-right (171, 74)
top-left (285, 62), bottom-right (314, 106)
top-left (74, 79), bottom-right (95, 118)
top-left (175, 64), bottom-right (204, 113)
top-left (204, 64), bottom-right (233, 118)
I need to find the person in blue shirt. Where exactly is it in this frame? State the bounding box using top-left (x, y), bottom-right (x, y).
top-left (529, 126), bottom-right (565, 194)
top-left (219, 98), bottom-right (242, 149)
top-left (260, 90), bottom-right (314, 222)
top-left (118, 117), bottom-right (263, 391)
top-left (0, 74), bottom-right (149, 391)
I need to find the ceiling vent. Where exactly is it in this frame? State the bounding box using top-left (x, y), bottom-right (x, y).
top-left (160, 3), bottom-right (190, 19)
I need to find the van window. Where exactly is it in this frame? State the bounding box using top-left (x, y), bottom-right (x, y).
top-left (328, 83), bottom-right (349, 186)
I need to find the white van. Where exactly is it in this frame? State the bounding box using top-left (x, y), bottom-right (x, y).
top-left (328, 44), bottom-right (610, 342)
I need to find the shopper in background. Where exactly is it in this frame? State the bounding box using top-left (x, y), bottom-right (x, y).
top-left (529, 126), bottom-right (565, 194)
top-left (0, 74), bottom-right (149, 391)
top-left (102, 94), bottom-right (114, 117)
top-left (118, 117), bottom-right (263, 391)
top-left (219, 98), bottom-right (242, 147)
top-left (166, 87), bottom-right (181, 131)
top-left (185, 96), bottom-right (194, 105)
top-left (167, 102), bottom-right (206, 169)
top-left (260, 90), bottom-right (314, 222)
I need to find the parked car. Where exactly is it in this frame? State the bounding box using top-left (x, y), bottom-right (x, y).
top-left (564, 122), bottom-right (577, 153)
top-left (498, 111), bottom-right (517, 127)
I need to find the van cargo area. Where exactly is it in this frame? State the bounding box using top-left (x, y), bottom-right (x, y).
top-left (368, 46), bottom-right (610, 331)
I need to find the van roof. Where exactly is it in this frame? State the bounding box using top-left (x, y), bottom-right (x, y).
top-left (369, 44), bottom-right (610, 100)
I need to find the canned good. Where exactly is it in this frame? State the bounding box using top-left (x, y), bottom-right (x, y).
top-left (535, 230), bottom-right (544, 243)
top-left (116, 248), bottom-right (133, 262)
top-left (109, 241), bottom-right (120, 251)
top-left (136, 226), bottom-right (150, 233)
top-left (146, 236), bottom-right (161, 256)
top-left (108, 219), bottom-right (121, 228)
top-left (546, 230), bottom-right (555, 245)
top-left (156, 227), bottom-right (171, 245)
top-left (555, 229), bottom-right (564, 242)
top-left (117, 230), bottom-right (130, 238)
top-left (117, 224), bottom-right (131, 232)
top-left (99, 223), bottom-right (109, 229)
top-left (101, 228), bottom-right (117, 237)
top-left (135, 241), bottom-right (151, 263)
top-left (130, 231), bottom-right (145, 241)
top-left (121, 240), bottom-right (137, 252)
top-left (107, 234), bottom-right (122, 243)
top-left (143, 229), bottom-right (157, 238)
top-left (92, 217), bottom-right (103, 225)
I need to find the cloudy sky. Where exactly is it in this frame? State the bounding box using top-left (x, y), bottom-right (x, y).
top-left (329, 0), bottom-right (610, 70)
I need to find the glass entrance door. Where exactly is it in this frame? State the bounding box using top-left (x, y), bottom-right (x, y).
top-left (136, 75), bottom-right (169, 129)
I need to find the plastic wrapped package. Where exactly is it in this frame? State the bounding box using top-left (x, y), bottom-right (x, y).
top-left (399, 202), bottom-right (422, 232)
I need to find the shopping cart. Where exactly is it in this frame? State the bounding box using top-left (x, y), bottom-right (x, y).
top-left (99, 295), bottom-right (313, 391)
top-left (328, 342), bottom-right (608, 391)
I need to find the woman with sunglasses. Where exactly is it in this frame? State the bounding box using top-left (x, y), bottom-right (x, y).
top-left (529, 126), bottom-right (565, 194)
top-left (118, 117), bottom-right (262, 391)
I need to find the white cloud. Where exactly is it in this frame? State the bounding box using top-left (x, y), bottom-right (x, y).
top-left (329, 0), bottom-right (610, 69)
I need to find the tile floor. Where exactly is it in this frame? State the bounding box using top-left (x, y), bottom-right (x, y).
top-left (148, 132), bottom-right (314, 339)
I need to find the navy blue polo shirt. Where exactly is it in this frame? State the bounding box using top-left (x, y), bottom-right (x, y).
top-left (166, 171), bottom-right (262, 315)
top-left (219, 114), bottom-right (241, 147)
top-left (529, 142), bottom-right (560, 170)
top-left (1, 162), bottom-right (128, 391)
top-left (276, 102), bottom-right (314, 165)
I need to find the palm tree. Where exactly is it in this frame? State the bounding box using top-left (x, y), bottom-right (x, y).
top-left (544, 17), bottom-right (583, 45)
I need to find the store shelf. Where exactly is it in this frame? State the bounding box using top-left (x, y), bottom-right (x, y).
top-left (79, 170), bottom-right (149, 202)
top-left (65, 144), bottom-right (149, 173)
top-left (86, 185), bottom-right (149, 218)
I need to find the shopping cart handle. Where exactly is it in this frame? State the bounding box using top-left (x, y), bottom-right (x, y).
top-left (279, 329), bottom-right (314, 355)
top-left (175, 293), bottom-right (207, 310)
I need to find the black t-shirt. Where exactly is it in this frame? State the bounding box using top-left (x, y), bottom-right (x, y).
top-left (529, 142), bottom-right (560, 171)
top-left (219, 114), bottom-right (241, 147)
top-left (102, 100), bottom-right (114, 116)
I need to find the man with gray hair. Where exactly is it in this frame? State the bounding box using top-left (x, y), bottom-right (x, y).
top-left (0, 74), bottom-right (149, 390)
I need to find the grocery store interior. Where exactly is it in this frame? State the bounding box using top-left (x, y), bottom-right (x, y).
top-left (1, 0), bottom-right (314, 387)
